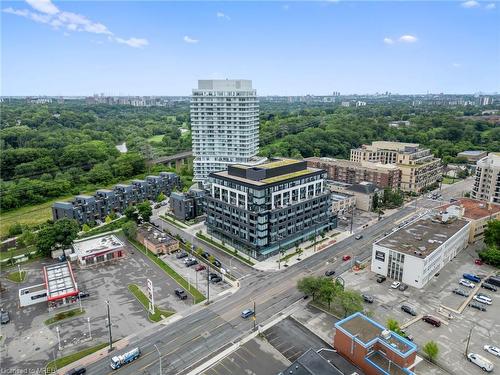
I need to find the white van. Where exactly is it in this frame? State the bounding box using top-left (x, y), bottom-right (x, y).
top-left (468, 353), bottom-right (494, 372)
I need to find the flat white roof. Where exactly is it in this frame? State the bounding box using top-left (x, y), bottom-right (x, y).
top-left (73, 235), bottom-right (124, 257)
top-left (43, 262), bottom-right (78, 301)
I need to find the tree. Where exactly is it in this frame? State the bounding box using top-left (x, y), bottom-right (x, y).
top-left (122, 221), bottom-right (137, 239)
top-left (297, 276), bottom-right (323, 301)
top-left (35, 219), bottom-right (79, 256)
top-left (208, 255), bottom-right (216, 265)
top-left (319, 280), bottom-right (338, 309)
top-left (124, 206), bottom-right (138, 222)
top-left (82, 224), bottom-right (91, 232)
top-left (296, 247), bottom-right (304, 260)
top-left (387, 318), bottom-right (402, 334)
top-left (105, 215), bottom-right (112, 224)
top-left (195, 247), bottom-right (203, 257)
top-left (157, 192), bottom-right (166, 202)
top-left (484, 220), bottom-right (500, 249)
top-left (7, 222), bottom-right (24, 238)
top-left (17, 229), bottom-right (36, 248)
top-left (339, 290), bottom-right (364, 317)
top-left (423, 341), bottom-right (439, 362)
top-left (137, 202), bottom-right (153, 222)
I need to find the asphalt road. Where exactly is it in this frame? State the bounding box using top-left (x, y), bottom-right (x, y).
top-left (83, 205), bottom-right (416, 375)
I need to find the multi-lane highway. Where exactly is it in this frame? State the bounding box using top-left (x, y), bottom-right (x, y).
top-left (83, 205), bottom-right (418, 375)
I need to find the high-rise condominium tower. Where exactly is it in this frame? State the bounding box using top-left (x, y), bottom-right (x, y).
top-left (191, 79), bottom-right (262, 182)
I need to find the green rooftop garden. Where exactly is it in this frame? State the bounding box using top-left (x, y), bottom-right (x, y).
top-left (262, 169), bottom-right (313, 184)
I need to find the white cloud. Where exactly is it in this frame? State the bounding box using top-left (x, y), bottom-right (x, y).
top-left (115, 37), bottom-right (148, 48)
top-left (461, 0), bottom-right (480, 8)
top-left (452, 62), bottom-right (461, 68)
top-left (282, 4), bottom-right (290, 11)
top-left (485, 3), bottom-right (496, 9)
top-left (383, 37), bottom-right (394, 45)
top-left (26, 0), bottom-right (59, 15)
top-left (216, 11), bottom-right (230, 20)
top-left (183, 35), bottom-right (199, 44)
top-left (398, 34), bottom-right (418, 43)
top-left (3, 0), bottom-right (147, 48)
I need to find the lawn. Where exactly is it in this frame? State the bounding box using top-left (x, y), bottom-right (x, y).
top-left (128, 284), bottom-right (174, 322)
top-left (128, 238), bottom-right (206, 303)
top-left (5, 270), bottom-right (27, 283)
top-left (0, 246), bottom-right (36, 261)
top-left (45, 308), bottom-right (85, 326)
top-left (45, 342), bottom-right (109, 373)
top-left (442, 177), bottom-right (460, 184)
top-left (148, 134), bottom-right (165, 143)
top-left (79, 217), bottom-right (128, 238)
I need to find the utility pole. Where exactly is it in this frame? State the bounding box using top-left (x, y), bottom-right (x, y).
top-left (154, 343), bottom-right (162, 375)
top-left (278, 237), bottom-right (282, 270)
top-left (253, 301), bottom-right (256, 331)
top-left (206, 266), bottom-right (210, 304)
top-left (56, 326), bottom-right (62, 351)
top-left (465, 325), bottom-right (474, 357)
top-left (105, 300), bottom-right (113, 352)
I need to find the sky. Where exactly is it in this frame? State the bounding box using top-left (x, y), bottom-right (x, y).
top-left (1, 0), bottom-right (499, 96)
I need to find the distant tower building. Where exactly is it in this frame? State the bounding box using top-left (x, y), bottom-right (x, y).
top-left (191, 80), bottom-right (264, 182)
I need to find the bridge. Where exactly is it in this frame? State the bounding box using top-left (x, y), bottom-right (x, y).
top-left (150, 150), bottom-right (193, 170)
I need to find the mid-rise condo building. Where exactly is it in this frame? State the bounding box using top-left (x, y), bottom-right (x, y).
top-left (471, 153), bottom-right (500, 204)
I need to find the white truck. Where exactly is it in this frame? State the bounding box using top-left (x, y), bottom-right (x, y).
top-left (110, 347), bottom-right (141, 369)
top-left (467, 353), bottom-right (494, 372)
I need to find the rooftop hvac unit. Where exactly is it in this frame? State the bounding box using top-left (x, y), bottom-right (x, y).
top-left (381, 330), bottom-right (391, 340)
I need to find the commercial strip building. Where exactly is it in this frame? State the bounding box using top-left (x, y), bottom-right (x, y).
top-left (52, 172), bottom-right (181, 225)
top-left (306, 157), bottom-right (401, 189)
top-left (191, 79), bottom-right (265, 182)
top-left (205, 158), bottom-right (336, 260)
top-left (72, 235), bottom-right (125, 267)
top-left (371, 212), bottom-right (470, 289)
top-left (350, 141), bottom-right (442, 193)
top-left (437, 198), bottom-right (500, 243)
top-left (334, 312), bottom-right (417, 375)
top-left (328, 181), bottom-right (381, 212)
top-left (471, 153), bottom-right (500, 204)
top-left (136, 225), bottom-right (179, 255)
top-left (19, 262), bottom-right (79, 309)
top-left (170, 188), bottom-right (206, 221)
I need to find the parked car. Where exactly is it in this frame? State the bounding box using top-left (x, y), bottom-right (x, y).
top-left (477, 292), bottom-right (492, 301)
top-left (398, 283), bottom-right (408, 291)
top-left (241, 309), bottom-right (255, 319)
top-left (209, 273), bottom-right (219, 280)
top-left (422, 315), bottom-right (441, 327)
top-left (185, 259), bottom-right (198, 267)
top-left (391, 281), bottom-right (401, 289)
top-left (463, 273), bottom-right (481, 283)
top-left (362, 294), bottom-right (374, 303)
top-left (401, 305), bottom-right (417, 316)
top-left (484, 345), bottom-right (500, 358)
top-left (473, 295), bottom-right (492, 305)
top-left (79, 291), bottom-right (90, 298)
top-left (459, 279), bottom-right (475, 288)
top-left (176, 252), bottom-right (188, 259)
top-left (201, 252), bottom-right (210, 259)
top-left (183, 257), bottom-right (196, 263)
top-left (0, 310), bottom-right (10, 324)
top-left (399, 329), bottom-right (414, 342)
top-left (195, 264), bottom-right (206, 272)
top-left (467, 353), bottom-right (494, 372)
top-left (469, 302), bottom-right (487, 311)
top-left (452, 288), bottom-right (469, 297)
top-left (355, 235), bottom-right (363, 240)
top-left (475, 259), bottom-right (484, 265)
top-left (212, 259), bottom-right (222, 268)
top-left (325, 269), bottom-right (336, 277)
top-left (482, 282), bottom-right (497, 292)
top-left (342, 255), bottom-right (351, 261)
top-left (211, 276), bottom-right (222, 283)
top-left (376, 275), bottom-right (387, 283)
top-left (174, 289), bottom-right (187, 300)
top-left (66, 368), bottom-right (86, 375)
top-left (485, 276), bottom-right (500, 287)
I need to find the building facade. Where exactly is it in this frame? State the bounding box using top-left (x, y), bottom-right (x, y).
top-left (330, 193), bottom-right (356, 215)
top-left (305, 157), bottom-right (401, 189)
top-left (327, 181), bottom-right (381, 212)
top-left (205, 158), bottom-right (336, 260)
top-left (137, 225), bottom-right (179, 255)
top-left (52, 172), bottom-right (181, 225)
top-left (72, 235), bottom-right (125, 267)
top-left (191, 79), bottom-right (263, 182)
top-left (350, 141), bottom-right (442, 193)
top-left (371, 213), bottom-right (470, 288)
top-left (437, 198), bottom-right (500, 243)
top-left (170, 188), bottom-right (206, 221)
top-left (471, 153), bottom-right (500, 204)
top-left (334, 312), bottom-right (417, 375)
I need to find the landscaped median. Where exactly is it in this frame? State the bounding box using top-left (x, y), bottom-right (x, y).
top-left (45, 342), bottom-right (109, 373)
top-left (196, 233), bottom-right (255, 266)
top-left (44, 308), bottom-right (85, 326)
top-left (128, 238), bottom-right (206, 303)
top-left (128, 284), bottom-right (174, 322)
top-left (5, 270), bottom-right (27, 283)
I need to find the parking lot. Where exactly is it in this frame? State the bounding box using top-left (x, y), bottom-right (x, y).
top-left (0, 236), bottom-right (194, 372)
top-left (161, 251), bottom-right (232, 297)
top-left (342, 243), bottom-right (500, 375)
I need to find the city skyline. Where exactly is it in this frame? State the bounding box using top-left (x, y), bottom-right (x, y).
top-left (2, 0), bottom-right (499, 96)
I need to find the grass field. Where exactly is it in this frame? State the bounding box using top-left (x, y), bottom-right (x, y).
top-left (45, 342), bottom-right (108, 373)
top-left (148, 134), bottom-right (165, 143)
top-left (5, 270), bottom-right (27, 283)
top-left (128, 284), bottom-right (174, 322)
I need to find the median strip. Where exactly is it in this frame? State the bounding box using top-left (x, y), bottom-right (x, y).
top-left (46, 342), bottom-right (109, 373)
top-left (128, 284), bottom-right (174, 322)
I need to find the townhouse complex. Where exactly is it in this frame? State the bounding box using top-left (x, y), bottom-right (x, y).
top-left (52, 172), bottom-right (181, 225)
top-left (191, 79), bottom-right (265, 182)
top-left (204, 158), bottom-right (336, 260)
top-left (350, 141), bottom-right (442, 193)
top-left (471, 152), bottom-right (500, 204)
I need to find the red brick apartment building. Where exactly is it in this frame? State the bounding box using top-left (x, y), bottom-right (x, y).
top-left (334, 312), bottom-right (418, 375)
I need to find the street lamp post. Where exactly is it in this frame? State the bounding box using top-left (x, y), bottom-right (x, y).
top-left (277, 235), bottom-right (283, 270)
top-left (105, 300), bottom-right (113, 352)
top-left (56, 326), bottom-right (62, 351)
top-left (17, 264), bottom-right (22, 281)
top-left (154, 343), bottom-right (162, 375)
